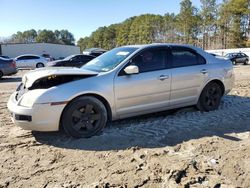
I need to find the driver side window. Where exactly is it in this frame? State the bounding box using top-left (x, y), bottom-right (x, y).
top-left (131, 49), bottom-right (166, 73)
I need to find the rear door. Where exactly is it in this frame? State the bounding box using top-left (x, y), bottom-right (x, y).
top-left (169, 46), bottom-right (208, 106)
top-left (26, 56), bottom-right (40, 68)
top-left (16, 56), bottom-right (29, 68)
top-left (114, 47), bottom-right (171, 117)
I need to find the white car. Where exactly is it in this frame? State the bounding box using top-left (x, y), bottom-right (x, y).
top-left (15, 54), bottom-right (48, 69)
top-left (8, 44), bottom-right (234, 138)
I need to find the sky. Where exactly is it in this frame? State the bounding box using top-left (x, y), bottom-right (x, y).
top-left (0, 0), bottom-right (206, 41)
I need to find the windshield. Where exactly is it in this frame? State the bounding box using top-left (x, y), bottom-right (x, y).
top-left (81, 47), bottom-right (138, 72)
top-left (64, 55), bottom-right (76, 60)
top-left (225, 53), bottom-right (234, 57)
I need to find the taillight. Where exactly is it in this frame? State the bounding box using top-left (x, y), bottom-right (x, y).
top-left (10, 61), bottom-right (16, 68)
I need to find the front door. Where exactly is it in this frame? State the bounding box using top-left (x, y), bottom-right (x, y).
top-left (114, 47), bottom-right (171, 118)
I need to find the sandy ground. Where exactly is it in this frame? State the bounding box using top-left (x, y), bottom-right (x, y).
top-left (0, 67), bottom-right (250, 188)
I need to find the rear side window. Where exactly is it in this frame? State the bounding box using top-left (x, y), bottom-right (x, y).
top-left (71, 56), bottom-right (80, 61)
top-left (18, 56), bottom-right (39, 60)
top-left (78, 56), bottom-right (88, 61)
top-left (171, 47), bottom-right (206, 68)
top-left (27, 56), bottom-right (39, 60)
top-left (17, 56), bottom-right (28, 60)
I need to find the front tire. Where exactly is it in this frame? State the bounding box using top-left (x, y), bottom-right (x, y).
top-left (244, 60), bottom-right (249, 65)
top-left (61, 96), bottom-right (107, 138)
top-left (197, 82), bottom-right (223, 112)
top-left (0, 70), bottom-right (3, 79)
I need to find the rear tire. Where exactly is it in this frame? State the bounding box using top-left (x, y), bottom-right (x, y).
top-left (0, 70), bottom-right (3, 79)
top-left (197, 82), bottom-right (223, 112)
top-left (61, 96), bottom-right (107, 138)
top-left (232, 60), bottom-right (236, 65)
top-left (36, 63), bottom-right (44, 68)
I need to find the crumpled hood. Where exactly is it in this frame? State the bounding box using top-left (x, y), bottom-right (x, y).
top-left (22, 67), bottom-right (98, 88)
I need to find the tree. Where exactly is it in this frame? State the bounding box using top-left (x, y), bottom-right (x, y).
top-left (200, 0), bottom-right (218, 49)
top-left (54, 29), bottom-right (75, 45)
top-left (116, 17), bottom-right (136, 46)
top-left (36, 30), bottom-right (57, 43)
top-left (162, 13), bottom-right (178, 43)
top-left (10, 29), bottom-right (37, 43)
top-left (76, 0), bottom-right (249, 50)
top-left (176, 0), bottom-right (200, 44)
top-left (218, 0), bottom-right (249, 48)
top-left (22, 29), bottom-right (37, 43)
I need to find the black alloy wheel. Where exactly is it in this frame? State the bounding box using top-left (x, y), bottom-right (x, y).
top-left (197, 82), bottom-right (223, 112)
top-left (62, 96), bottom-right (107, 138)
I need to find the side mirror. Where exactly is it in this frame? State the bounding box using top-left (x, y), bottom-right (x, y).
top-left (124, 65), bottom-right (139, 75)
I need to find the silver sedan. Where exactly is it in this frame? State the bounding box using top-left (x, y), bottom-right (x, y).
top-left (8, 44), bottom-right (234, 138)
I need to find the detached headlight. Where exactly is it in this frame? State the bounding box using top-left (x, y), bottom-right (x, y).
top-left (19, 95), bottom-right (36, 108)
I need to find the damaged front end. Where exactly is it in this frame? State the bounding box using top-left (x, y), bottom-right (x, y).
top-left (16, 74), bottom-right (95, 102)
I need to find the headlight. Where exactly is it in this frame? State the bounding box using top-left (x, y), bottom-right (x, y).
top-left (19, 95), bottom-right (36, 108)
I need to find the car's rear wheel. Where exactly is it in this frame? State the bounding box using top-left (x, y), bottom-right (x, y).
top-left (36, 63), bottom-right (44, 68)
top-left (232, 60), bottom-right (236, 65)
top-left (61, 96), bottom-right (107, 138)
top-left (197, 82), bottom-right (223, 112)
top-left (0, 70), bottom-right (3, 79)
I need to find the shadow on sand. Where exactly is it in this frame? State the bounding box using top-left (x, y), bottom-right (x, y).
top-left (0, 77), bottom-right (22, 83)
top-left (33, 95), bottom-right (250, 151)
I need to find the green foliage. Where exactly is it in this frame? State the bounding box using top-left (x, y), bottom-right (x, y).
top-left (36, 30), bottom-right (57, 43)
top-left (9, 29), bottom-right (75, 45)
top-left (11, 29), bottom-right (37, 43)
top-left (77, 0), bottom-right (250, 51)
top-left (218, 0), bottom-right (249, 48)
top-left (177, 0), bottom-right (200, 43)
top-left (6, 0), bottom-right (250, 50)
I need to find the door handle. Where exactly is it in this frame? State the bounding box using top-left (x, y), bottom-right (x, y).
top-left (158, 75), bottom-right (169, 81)
top-left (200, 69), bottom-right (208, 74)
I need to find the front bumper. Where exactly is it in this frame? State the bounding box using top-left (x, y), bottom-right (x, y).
top-left (7, 92), bottom-right (66, 132)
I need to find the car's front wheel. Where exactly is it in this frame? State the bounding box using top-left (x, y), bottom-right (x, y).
top-left (61, 96), bottom-right (107, 138)
top-left (244, 60), bottom-right (249, 65)
top-left (197, 82), bottom-right (223, 112)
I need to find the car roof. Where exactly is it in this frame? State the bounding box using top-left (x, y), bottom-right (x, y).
top-left (84, 48), bottom-right (107, 52)
top-left (123, 43), bottom-right (202, 51)
top-left (16, 54), bottom-right (42, 58)
top-left (71, 54), bottom-right (96, 57)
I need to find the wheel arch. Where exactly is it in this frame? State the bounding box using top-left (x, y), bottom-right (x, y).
top-left (199, 79), bottom-right (225, 99)
top-left (0, 70), bottom-right (3, 78)
top-left (59, 93), bottom-right (112, 130)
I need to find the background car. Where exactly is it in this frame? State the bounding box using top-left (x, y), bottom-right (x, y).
top-left (47, 54), bottom-right (95, 67)
top-left (8, 44), bottom-right (234, 138)
top-left (209, 53), bottom-right (221, 57)
top-left (225, 52), bottom-right (249, 65)
top-left (0, 57), bottom-right (18, 79)
top-left (82, 48), bottom-right (107, 57)
top-left (15, 54), bottom-right (48, 69)
top-left (41, 54), bottom-right (55, 62)
top-left (0, 55), bottom-right (10, 59)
